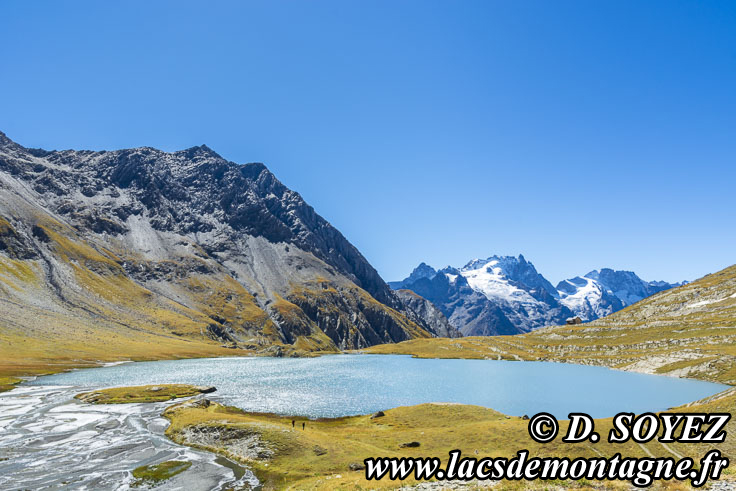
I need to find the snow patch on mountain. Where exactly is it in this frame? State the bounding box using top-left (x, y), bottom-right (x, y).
top-left (556, 276), bottom-right (622, 321)
top-left (461, 259), bottom-right (533, 303)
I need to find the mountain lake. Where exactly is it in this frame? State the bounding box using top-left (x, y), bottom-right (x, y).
top-left (0, 354), bottom-right (728, 490)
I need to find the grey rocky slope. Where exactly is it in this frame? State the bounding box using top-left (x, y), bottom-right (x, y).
top-left (392, 256), bottom-right (681, 336)
top-left (0, 130), bottom-right (457, 358)
top-left (393, 289), bottom-right (461, 338)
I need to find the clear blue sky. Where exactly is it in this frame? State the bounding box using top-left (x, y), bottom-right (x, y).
top-left (2, 1), bottom-right (734, 284)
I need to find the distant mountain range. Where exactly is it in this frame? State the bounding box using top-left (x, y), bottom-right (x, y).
top-left (390, 255), bottom-right (682, 336)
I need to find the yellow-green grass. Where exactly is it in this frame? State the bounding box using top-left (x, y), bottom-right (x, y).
top-left (0, 257), bottom-right (39, 289)
top-left (132, 460), bottom-right (192, 487)
top-left (161, 389), bottom-right (736, 490)
top-left (0, 216), bottom-right (13, 232)
top-left (184, 274), bottom-right (280, 339)
top-left (0, 375), bottom-right (23, 392)
top-left (76, 384), bottom-right (213, 404)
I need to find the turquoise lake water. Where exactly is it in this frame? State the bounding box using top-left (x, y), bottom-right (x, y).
top-left (31, 354), bottom-right (727, 419)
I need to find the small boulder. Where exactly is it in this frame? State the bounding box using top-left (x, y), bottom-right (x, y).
top-left (369, 411), bottom-right (385, 420)
top-left (349, 462), bottom-right (366, 471)
top-left (195, 386), bottom-right (217, 394)
top-left (259, 345), bottom-right (284, 357)
top-left (179, 398), bottom-right (211, 410)
top-left (313, 445), bottom-right (327, 456)
top-left (399, 441), bottom-right (420, 448)
top-left (522, 415), bottom-right (530, 420)
top-left (76, 392), bottom-right (102, 403)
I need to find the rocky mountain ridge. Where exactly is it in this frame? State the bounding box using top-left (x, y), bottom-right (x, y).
top-left (0, 130), bottom-right (458, 367)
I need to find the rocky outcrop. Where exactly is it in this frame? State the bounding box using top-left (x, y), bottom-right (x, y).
top-left (394, 289), bottom-right (461, 338)
top-left (177, 424), bottom-right (274, 460)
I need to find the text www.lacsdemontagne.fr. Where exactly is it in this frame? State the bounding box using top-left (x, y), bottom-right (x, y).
top-left (364, 449), bottom-right (728, 488)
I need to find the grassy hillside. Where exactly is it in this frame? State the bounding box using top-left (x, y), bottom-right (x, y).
top-left (367, 265), bottom-right (736, 385)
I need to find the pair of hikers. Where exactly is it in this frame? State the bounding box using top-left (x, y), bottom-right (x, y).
top-left (291, 419), bottom-right (305, 430)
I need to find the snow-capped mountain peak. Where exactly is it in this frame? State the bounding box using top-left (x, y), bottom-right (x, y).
top-left (392, 255), bottom-right (683, 335)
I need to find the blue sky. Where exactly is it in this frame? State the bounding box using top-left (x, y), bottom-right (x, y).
top-left (1, 1), bottom-right (734, 284)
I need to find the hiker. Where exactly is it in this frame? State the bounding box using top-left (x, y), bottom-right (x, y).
top-left (291, 419), bottom-right (295, 428)
top-left (302, 422), bottom-right (305, 430)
